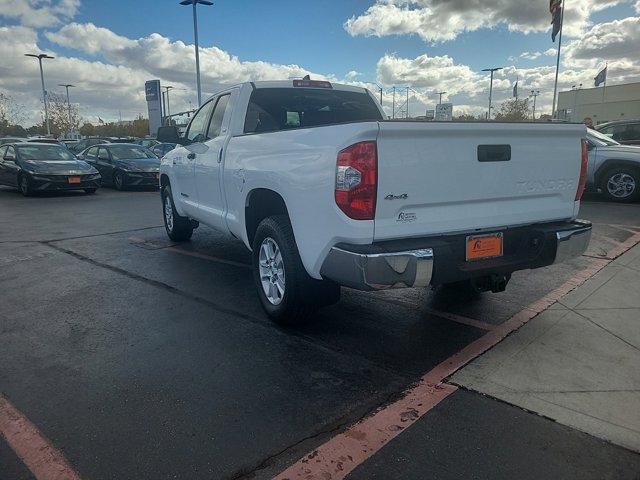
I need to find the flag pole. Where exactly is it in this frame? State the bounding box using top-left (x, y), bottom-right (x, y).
top-left (551, 0), bottom-right (565, 118)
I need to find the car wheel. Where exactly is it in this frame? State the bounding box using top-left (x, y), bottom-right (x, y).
top-left (601, 167), bottom-right (640, 203)
top-left (113, 170), bottom-right (125, 190)
top-left (161, 184), bottom-right (193, 241)
top-left (84, 188), bottom-right (97, 194)
top-left (19, 175), bottom-right (33, 197)
top-left (252, 215), bottom-right (339, 325)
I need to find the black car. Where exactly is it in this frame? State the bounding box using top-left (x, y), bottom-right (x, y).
top-left (151, 143), bottom-right (177, 157)
top-left (596, 120), bottom-right (640, 146)
top-left (0, 143), bottom-right (101, 196)
top-left (79, 143), bottom-right (160, 190)
top-left (69, 137), bottom-right (109, 154)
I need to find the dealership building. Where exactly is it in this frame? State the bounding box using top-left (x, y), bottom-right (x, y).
top-left (556, 81), bottom-right (640, 125)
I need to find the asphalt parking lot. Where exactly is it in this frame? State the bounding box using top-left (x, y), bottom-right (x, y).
top-left (1, 186), bottom-right (640, 480)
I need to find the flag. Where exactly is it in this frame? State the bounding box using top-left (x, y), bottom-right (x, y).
top-left (513, 81), bottom-right (518, 98)
top-left (594, 66), bottom-right (607, 87)
top-left (550, 0), bottom-right (562, 42)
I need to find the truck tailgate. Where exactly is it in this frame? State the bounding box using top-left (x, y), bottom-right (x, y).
top-left (374, 121), bottom-right (585, 241)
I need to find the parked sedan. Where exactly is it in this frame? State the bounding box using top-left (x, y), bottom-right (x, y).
top-left (0, 137), bottom-right (26, 146)
top-left (596, 120), bottom-right (640, 146)
top-left (151, 143), bottom-right (177, 157)
top-left (0, 143), bottom-right (101, 196)
top-left (586, 128), bottom-right (640, 202)
top-left (79, 143), bottom-right (160, 190)
top-left (69, 137), bottom-right (109, 154)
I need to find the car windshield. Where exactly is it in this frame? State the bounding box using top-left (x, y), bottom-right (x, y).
top-left (109, 146), bottom-right (156, 160)
top-left (588, 128), bottom-right (620, 146)
top-left (16, 145), bottom-right (76, 161)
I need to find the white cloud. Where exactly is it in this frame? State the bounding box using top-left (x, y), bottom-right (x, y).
top-left (520, 51), bottom-right (541, 60)
top-left (0, 0), bottom-right (79, 28)
top-left (345, 70), bottom-right (360, 80)
top-left (344, 0), bottom-right (630, 42)
top-left (544, 48), bottom-right (558, 57)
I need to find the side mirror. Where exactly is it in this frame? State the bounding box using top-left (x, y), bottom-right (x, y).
top-left (76, 153), bottom-right (85, 160)
top-left (157, 126), bottom-right (183, 145)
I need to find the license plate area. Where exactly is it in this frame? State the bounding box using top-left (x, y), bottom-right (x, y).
top-left (68, 176), bottom-right (81, 184)
top-left (466, 232), bottom-right (503, 261)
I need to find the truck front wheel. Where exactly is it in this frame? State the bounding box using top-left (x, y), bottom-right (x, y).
top-left (252, 215), bottom-right (339, 325)
top-left (161, 185), bottom-right (194, 241)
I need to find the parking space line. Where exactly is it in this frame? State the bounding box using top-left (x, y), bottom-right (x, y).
top-left (0, 394), bottom-right (82, 480)
top-left (423, 308), bottom-right (496, 331)
top-left (272, 256), bottom-right (615, 480)
top-left (166, 246), bottom-right (252, 269)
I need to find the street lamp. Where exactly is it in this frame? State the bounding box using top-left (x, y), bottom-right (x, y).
top-left (482, 67), bottom-right (503, 120)
top-left (436, 91), bottom-right (447, 105)
top-left (25, 53), bottom-right (55, 135)
top-left (530, 90), bottom-right (540, 121)
top-left (180, 0), bottom-right (213, 106)
top-left (58, 84), bottom-right (76, 136)
top-left (162, 86), bottom-right (175, 121)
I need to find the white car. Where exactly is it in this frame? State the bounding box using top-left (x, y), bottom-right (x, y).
top-left (158, 79), bottom-right (592, 324)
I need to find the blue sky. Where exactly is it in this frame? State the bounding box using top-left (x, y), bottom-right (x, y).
top-left (1, 0), bottom-right (639, 122)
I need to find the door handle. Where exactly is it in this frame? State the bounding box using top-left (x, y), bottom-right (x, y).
top-left (217, 149), bottom-right (223, 163)
top-left (187, 152), bottom-right (196, 160)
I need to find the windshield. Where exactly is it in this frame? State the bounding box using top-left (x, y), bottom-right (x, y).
top-left (244, 88), bottom-right (383, 134)
top-left (16, 145), bottom-right (76, 161)
top-left (109, 146), bottom-right (156, 160)
top-left (588, 128), bottom-right (620, 146)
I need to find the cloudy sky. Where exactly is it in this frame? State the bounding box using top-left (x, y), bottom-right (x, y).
top-left (1, 0), bottom-right (639, 124)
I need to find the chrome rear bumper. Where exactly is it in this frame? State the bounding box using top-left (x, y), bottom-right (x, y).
top-left (320, 220), bottom-right (592, 291)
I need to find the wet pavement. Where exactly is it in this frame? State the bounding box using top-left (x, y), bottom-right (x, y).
top-left (1, 187), bottom-right (639, 479)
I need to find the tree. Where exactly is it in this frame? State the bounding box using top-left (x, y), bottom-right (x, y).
top-left (453, 113), bottom-right (477, 121)
top-left (0, 92), bottom-right (27, 136)
top-left (45, 92), bottom-right (82, 137)
top-left (494, 98), bottom-right (530, 122)
top-left (79, 122), bottom-right (96, 137)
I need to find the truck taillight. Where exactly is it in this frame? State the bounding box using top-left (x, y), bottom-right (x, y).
top-left (576, 139), bottom-right (588, 201)
top-left (335, 141), bottom-right (377, 220)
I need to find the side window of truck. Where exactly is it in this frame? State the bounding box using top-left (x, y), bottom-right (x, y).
top-left (206, 94), bottom-right (230, 139)
top-left (186, 100), bottom-right (215, 143)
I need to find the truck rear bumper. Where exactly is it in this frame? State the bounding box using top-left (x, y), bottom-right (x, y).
top-left (320, 220), bottom-right (592, 291)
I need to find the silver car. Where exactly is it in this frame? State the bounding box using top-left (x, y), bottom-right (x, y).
top-left (586, 128), bottom-right (640, 202)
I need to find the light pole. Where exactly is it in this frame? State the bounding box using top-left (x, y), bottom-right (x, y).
top-left (180, 0), bottom-right (213, 106)
top-left (25, 53), bottom-right (54, 135)
top-left (482, 67), bottom-right (503, 120)
top-left (530, 90), bottom-right (540, 121)
top-left (571, 84), bottom-right (582, 122)
top-left (436, 91), bottom-right (446, 105)
top-left (58, 84), bottom-right (75, 136)
top-left (163, 86), bottom-right (175, 122)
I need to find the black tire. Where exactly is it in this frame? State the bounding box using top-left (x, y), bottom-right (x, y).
top-left (600, 166), bottom-right (640, 203)
top-left (113, 170), bottom-right (125, 190)
top-left (161, 184), bottom-right (193, 241)
top-left (19, 174), bottom-right (33, 197)
top-left (252, 215), bottom-right (340, 325)
top-left (84, 188), bottom-right (97, 194)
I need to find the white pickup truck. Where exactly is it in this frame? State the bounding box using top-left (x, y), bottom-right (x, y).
top-left (157, 79), bottom-right (592, 324)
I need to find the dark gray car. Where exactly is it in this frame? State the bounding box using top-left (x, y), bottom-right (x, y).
top-left (586, 128), bottom-right (640, 202)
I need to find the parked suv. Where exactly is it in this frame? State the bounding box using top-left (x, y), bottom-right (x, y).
top-left (596, 120), bottom-right (640, 146)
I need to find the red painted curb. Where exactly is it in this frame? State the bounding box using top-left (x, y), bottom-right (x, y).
top-left (0, 395), bottom-right (83, 480)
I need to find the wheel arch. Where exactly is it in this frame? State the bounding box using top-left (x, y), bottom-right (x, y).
top-left (245, 188), bottom-right (290, 248)
top-left (595, 159), bottom-right (640, 186)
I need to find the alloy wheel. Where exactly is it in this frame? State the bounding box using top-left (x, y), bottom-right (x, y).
top-left (258, 237), bottom-right (285, 305)
top-left (607, 173), bottom-right (636, 199)
top-left (164, 195), bottom-right (174, 232)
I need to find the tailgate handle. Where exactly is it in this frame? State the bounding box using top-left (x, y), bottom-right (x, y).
top-left (477, 145), bottom-right (511, 162)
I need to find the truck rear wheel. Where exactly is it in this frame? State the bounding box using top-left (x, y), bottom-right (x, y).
top-left (252, 215), bottom-right (339, 325)
top-left (161, 185), bottom-right (194, 241)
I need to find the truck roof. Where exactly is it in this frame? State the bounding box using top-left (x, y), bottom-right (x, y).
top-left (251, 80), bottom-right (368, 93)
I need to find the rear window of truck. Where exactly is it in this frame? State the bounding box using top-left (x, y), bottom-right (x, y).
top-left (244, 88), bottom-right (383, 134)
